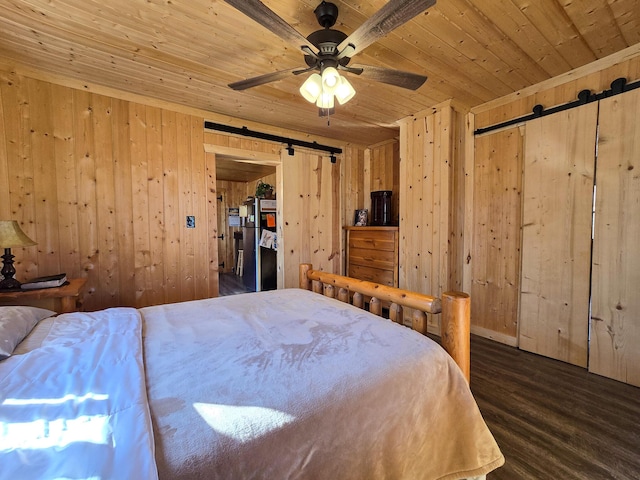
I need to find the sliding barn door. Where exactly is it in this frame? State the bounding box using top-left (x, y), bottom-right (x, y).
top-left (519, 103), bottom-right (598, 367)
top-left (590, 89), bottom-right (640, 387)
top-left (471, 127), bottom-right (523, 344)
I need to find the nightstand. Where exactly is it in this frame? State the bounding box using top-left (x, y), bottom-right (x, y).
top-left (0, 278), bottom-right (87, 313)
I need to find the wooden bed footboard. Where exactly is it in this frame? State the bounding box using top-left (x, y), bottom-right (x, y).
top-left (299, 263), bottom-right (471, 383)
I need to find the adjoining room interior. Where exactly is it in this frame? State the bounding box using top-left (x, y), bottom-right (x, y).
top-left (215, 156), bottom-right (277, 296)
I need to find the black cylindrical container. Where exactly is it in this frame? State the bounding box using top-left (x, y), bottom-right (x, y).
top-left (370, 190), bottom-right (393, 226)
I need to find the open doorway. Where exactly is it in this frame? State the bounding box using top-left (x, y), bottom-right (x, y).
top-left (215, 155), bottom-right (277, 296)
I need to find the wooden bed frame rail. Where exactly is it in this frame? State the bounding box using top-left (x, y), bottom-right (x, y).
top-left (299, 263), bottom-right (471, 383)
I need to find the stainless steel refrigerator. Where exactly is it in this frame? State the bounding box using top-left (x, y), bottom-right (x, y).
top-left (242, 198), bottom-right (277, 291)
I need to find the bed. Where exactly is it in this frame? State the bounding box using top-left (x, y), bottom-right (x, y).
top-left (0, 263), bottom-right (504, 479)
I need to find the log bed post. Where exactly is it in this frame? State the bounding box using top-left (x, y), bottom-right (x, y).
top-left (441, 292), bottom-right (471, 383)
top-left (299, 264), bottom-right (471, 383)
top-left (299, 263), bottom-right (312, 290)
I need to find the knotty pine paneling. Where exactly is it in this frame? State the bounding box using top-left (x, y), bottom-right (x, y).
top-left (0, 68), bottom-right (375, 310)
top-left (398, 101), bottom-right (466, 333)
top-left (368, 140), bottom-right (400, 226)
top-left (0, 70), bottom-right (216, 311)
top-left (466, 47), bottom-right (640, 346)
top-left (590, 89), bottom-right (640, 387)
top-left (282, 150), bottom-right (341, 287)
top-left (471, 127), bottom-right (523, 344)
top-left (342, 147), bottom-right (365, 218)
top-left (519, 104), bottom-right (597, 368)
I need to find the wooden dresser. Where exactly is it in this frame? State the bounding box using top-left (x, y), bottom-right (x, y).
top-left (345, 226), bottom-right (399, 287)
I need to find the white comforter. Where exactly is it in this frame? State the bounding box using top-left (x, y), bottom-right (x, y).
top-left (0, 308), bottom-right (157, 480)
top-left (141, 289), bottom-right (503, 480)
top-left (1, 289), bottom-right (503, 479)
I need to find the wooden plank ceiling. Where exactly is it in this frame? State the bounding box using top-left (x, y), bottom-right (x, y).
top-left (0, 0), bottom-right (638, 145)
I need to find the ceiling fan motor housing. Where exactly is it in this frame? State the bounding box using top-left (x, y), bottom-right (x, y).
top-left (305, 29), bottom-right (350, 68)
top-left (314, 1), bottom-right (339, 28)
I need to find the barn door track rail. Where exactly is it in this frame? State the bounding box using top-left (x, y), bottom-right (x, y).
top-left (474, 77), bottom-right (640, 136)
top-left (204, 121), bottom-right (342, 161)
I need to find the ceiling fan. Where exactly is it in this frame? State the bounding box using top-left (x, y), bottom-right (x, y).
top-left (225, 0), bottom-right (436, 111)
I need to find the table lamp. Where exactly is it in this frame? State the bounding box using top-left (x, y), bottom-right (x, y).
top-left (0, 220), bottom-right (37, 290)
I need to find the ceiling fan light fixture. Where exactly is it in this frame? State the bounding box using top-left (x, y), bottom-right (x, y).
top-left (335, 76), bottom-right (356, 105)
top-left (300, 73), bottom-right (323, 103)
top-left (321, 66), bottom-right (340, 94)
top-left (316, 91), bottom-right (335, 109)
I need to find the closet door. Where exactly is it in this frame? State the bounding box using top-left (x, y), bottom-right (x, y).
top-left (472, 127), bottom-right (523, 344)
top-left (590, 89), bottom-right (640, 387)
top-left (519, 103), bottom-right (597, 367)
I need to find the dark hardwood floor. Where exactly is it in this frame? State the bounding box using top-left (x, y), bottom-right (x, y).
top-left (218, 271), bottom-right (254, 296)
top-left (469, 335), bottom-right (640, 480)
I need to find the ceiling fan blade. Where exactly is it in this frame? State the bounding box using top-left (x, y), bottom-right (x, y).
top-left (292, 66), bottom-right (317, 75)
top-left (228, 67), bottom-right (301, 91)
top-left (338, 0), bottom-right (436, 56)
top-left (339, 65), bottom-right (364, 75)
top-left (224, 0), bottom-right (317, 53)
top-left (350, 64), bottom-right (427, 90)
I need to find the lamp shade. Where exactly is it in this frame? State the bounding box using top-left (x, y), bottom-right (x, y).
top-left (321, 67), bottom-right (340, 94)
top-left (316, 91), bottom-right (335, 109)
top-left (0, 221), bottom-right (36, 248)
top-left (299, 73), bottom-right (322, 103)
top-left (335, 76), bottom-right (356, 105)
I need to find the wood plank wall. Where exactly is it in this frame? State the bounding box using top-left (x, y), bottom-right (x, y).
top-left (281, 150), bottom-right (342, 287)
top-left (470, 127), bottom-right (523, 343)
top-left (368, 140), bottom-right (400, 226)
top-left (341, 144), bottom-right (366, 246)
top-left (398, 100), bottom-right (467, 332)
top-left (0, 67), bottom-right (358, 309)
top-left (590, 89), bottom-right (640, 387)
top-left (466, 49), bottom-right (640, 346)
top-left (0, 70), bottom-right (218, 311)
top-left (519, 104), bottom-right (597, 367)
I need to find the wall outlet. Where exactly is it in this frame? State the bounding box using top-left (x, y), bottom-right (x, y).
top-left (186, 216), bottom-right (195, 228)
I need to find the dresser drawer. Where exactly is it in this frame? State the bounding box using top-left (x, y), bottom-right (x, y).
top-left (348, 230), bottom-right (397, 252)
top-left (345, 226), bottom-right (398, 288)
top-left (348, 264), bottom-right (396, 287)
top-left (348, 246), bottom-right (396, 270)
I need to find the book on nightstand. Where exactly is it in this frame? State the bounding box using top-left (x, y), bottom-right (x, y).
top-left (20, 273), bottom-right (67, 290)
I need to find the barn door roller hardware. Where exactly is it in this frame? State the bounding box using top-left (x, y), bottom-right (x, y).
top-left (475, 77), bottom-right (640, 136)
top-left (204, 121), bottom-right (342, 163)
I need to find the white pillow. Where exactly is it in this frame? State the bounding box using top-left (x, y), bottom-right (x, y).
top-left (0, 306), bottom-right (56, 360)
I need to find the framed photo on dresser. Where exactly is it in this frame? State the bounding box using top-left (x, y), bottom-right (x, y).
top-left (354, 209), bottom-right (368, 226)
